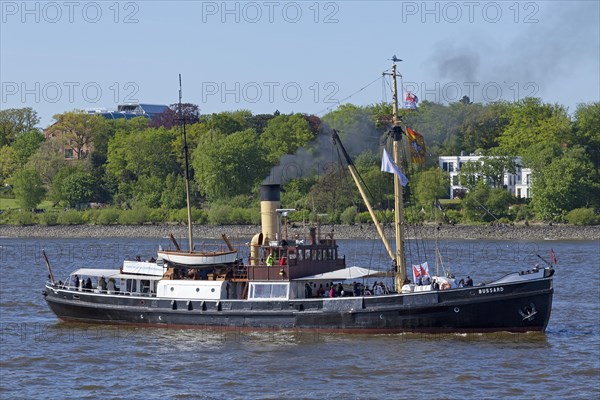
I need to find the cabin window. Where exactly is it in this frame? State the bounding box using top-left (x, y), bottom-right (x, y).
top-left (249, 283), bottom-right (289, 299)
top-left (126, 279), bottom-right (137, 293)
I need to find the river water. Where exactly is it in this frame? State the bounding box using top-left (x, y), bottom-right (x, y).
top-left (0, 236), bottom-right (598, 399)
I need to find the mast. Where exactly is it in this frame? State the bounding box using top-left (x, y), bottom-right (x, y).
top-left (179, 74), bottom-right (194, 252)
top-left (390, 61), bottom-right (407, 289)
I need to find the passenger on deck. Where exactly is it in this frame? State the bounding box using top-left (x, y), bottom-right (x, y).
top-left (450, 275), bottom-right (458, 287)
top-left (422, 276), bottom-right (431, 285)
top-left (317, 284), bottom-right (325, 297)
top-left (465, 276), bottom-right (473, 287)
top-left (98, 277), bottom-right (108, 292)
top-left (432, 279), bottom-right (440, 290)
top-left (135, 255), bottom-right (141, 262)
top-left (336, 283), bottom-right (344, 297)
top-left (305, 283), bottom-right (312, 298)
top-left (279, 256), bottom-right (286, 266)
top-left (374, 282), bottom-right (383, 295)
top-left (416, 277), bottom-right (422, 286)
top-left (84, 278), bottom-right (93, 291)
top-left (266, 253), bottom-right (274, 267)
top-left (107, 278), bottom-right (116, 293)
top-left (73, 275), bottom-right (80, 290)
top-left (329, 286), bottom-right (336, 298)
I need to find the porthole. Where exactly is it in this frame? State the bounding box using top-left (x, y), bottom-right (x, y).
top-left (454, 307), bottom-right (460, 313)
top-left (196, 288), bottom-right (200, 292)
top-left (170, 287), bottom-right (174, 292)
top-left (211, 288), bottom-right (215, 293)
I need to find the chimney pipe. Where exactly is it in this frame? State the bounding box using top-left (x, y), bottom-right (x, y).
top-left (260, 184), bottom-right (281, 243)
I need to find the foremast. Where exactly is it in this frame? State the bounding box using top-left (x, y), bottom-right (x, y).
top-left (389, 62), bottom-right (407, 288)
top-left (179, 74), bottom-right (194, 253)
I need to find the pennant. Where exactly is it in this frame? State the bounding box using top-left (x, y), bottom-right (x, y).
top-left (406, 127), bottom-right (426, 164)
top-left (550, 248), bottom-right (557, 265)
top-left (381, 148), bottom-right (408, 186)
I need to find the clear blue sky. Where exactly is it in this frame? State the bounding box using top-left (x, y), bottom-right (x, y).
top-left (1, 0), bottom-right (598, 127)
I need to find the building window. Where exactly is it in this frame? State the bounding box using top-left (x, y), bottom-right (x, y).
top-left (452, 175), bottom-right (459, 186)
top-left (448, 162), bottom-right (454, 172)
top-left (64, 149), bottom-right (74, 159)
top-left (526, 174), bottom-right (530, 184)
top-left (517, 188), bottom-right (521, 198)
top-left (442, 162), bottom-right (448, 171)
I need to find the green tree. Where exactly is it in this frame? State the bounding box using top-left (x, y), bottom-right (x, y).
top-left (322, 104), bottom-right (381, 155)
top-left (261, 114), bottom-right (315, 163)
top-left (572, 102), bottom-right (600, 169)
top-left (50, 165), bottom-right (86, 204)
top-left (11, 130), bottom-right (45, 166)
top-left (413, 168), bottom-right (450, 207)
top-left (480, 154), bottom-right (516, 188)
top-left (105, 126), bottom-right (178, 204)
top-left (60, 171), bottom-right (97, 208)
top-left (498, 98), bottom-right (571, 158)
top-left (46, 111), bottom-right (109, 159)
top-left (192, 129), bottom-right (270, 200)
top-left (458, 160), bottom-right (483, 190)
top-left (530, 146), bottom-right (597, 220)
top-left (462, 182), bottom-right (492, 222)
top-left (0, 108), bottom-right (40, 146)
top-left (160, 174), bottom-right (187, 209)
top-left (460, 102), bottom-right (510, 152)
top-left (24, 140), bottom-right (67, 187)
top-left (0, 146), bottom-right (18, 185)
top-left (11, 168), bottom-right (46, 209)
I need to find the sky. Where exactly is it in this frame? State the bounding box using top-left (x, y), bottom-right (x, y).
top-left (1, 0), bottom-right (599, 127)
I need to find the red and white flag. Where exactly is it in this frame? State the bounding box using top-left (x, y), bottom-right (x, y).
top-left (412, 261), bottom-right (430, 282)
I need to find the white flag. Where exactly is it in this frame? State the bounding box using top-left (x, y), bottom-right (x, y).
top-left (381, 148), bottom-right (408, 186)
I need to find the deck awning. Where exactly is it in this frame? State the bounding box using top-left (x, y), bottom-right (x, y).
top-left (293, 266), bottom-right (391, 281)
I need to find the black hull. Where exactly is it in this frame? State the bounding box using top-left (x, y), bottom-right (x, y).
top-left (44, 278), bottom-right (553, 334)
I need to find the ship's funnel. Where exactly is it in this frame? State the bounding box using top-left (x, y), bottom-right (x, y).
top-left (260, 184), bottom-right (281, 243)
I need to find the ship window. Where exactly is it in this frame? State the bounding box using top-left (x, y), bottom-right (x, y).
top-left (249, 283), bottom-right (289, 299)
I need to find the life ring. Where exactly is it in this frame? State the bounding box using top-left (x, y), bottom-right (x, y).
top-left (440, 282), bottom-right (451, 290)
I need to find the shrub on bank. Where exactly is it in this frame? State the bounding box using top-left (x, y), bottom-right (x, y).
top-left (56, 210), bottom-right (87, 225)
top-left (207, 205), bottom-right (257, 224)
top-left (566, 208), bottom-right (598, 225)
top-left (2, 210), bottom-right (36, 225)
top-left (38, 211), bottom-right (59, 226)
top-left (95, 208), bottom-right (121, 225)
top-left (169, 208), bottom-right (208, 224)
top-left (340, 206), bottom-right (357, 225)
top-left (118, 207), bottom-right (150, 225)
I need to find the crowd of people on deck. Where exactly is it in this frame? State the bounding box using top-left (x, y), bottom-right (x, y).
top-left (413, 274), bottom-right (473, 289)
top-left (304, 281), bottom-right (391, 298)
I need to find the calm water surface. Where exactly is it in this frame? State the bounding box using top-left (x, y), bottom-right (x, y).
top-left (0, 236), bottom-right (598, 399)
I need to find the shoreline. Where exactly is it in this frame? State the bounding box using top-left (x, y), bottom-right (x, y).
top-left (1, 223), bottom-right (599, 241)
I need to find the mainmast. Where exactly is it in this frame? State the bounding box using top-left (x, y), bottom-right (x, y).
top-left (389, 60), bottom-right (407, 289)
top-left (179, 74), bottom-right (194, 252)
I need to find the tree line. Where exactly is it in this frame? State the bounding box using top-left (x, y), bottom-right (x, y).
top-left (0, 97), bottom-right (598, 225)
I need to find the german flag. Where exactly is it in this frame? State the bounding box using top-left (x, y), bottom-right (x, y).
top-left (406, 127), bottom-right (426, 164)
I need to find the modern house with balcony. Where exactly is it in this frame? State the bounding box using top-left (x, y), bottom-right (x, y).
top-left (438, 154), bottom-right (532, 199)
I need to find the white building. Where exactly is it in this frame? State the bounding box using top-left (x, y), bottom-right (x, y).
top-left (438, 154), bottom-right (532, 199)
